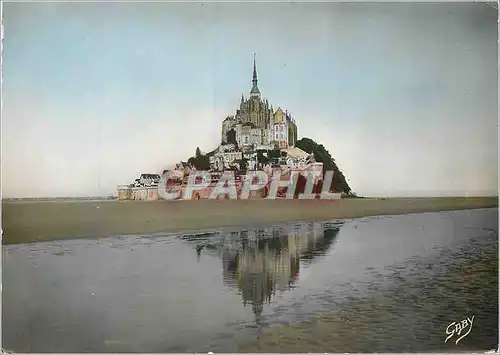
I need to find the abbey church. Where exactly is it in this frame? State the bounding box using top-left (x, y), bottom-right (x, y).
top-left (221, 55), bottom-right (298, 150)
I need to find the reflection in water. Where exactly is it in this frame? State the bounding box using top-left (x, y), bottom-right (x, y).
top-left (2, 209), bottom-right (497, 353)
top-left (181, 222), bottom-right (343, 323)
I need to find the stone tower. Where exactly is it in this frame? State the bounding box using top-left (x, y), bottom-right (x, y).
top-left (234, 54), bottom-right (272, 130)
top-left (250, 53), bottom-right (261, 100)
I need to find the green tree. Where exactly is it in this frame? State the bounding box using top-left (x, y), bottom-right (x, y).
top-left (295, 137), bottom-right (352, 195)
top-left (226, 129), bottom-right (237, 147)
top-left (257, 151), bottom-right (269, 165)
top-left (196, 154), bottom-right (210, 170)
top-left (268, 149), bottom-right (282, 159)
top-left (188, 150), bottom-right (211, 170)
top-left (187, 157), bottom-right (198, 167)
top-left (240, 158), bottom-right (249, 172)
top-left (234, 158), bottom-right (248, 172)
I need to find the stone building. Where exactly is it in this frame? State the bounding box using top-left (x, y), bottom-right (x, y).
top-left (220, 55), bottom-right (298, 150)
top-left (117, 185), bottom-right (132, 200)
top-left (209, 144), bottom-right (243, 170)
top-left (139, 173), bottom-right (160, 186)
top-left (235, 122), bottom-right (262, 147)
top-left (117, 172), bottom-right (161, 200)
top-left (116, 185), bottom-right (158, 200)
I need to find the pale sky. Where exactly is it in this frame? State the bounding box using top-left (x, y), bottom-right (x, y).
top-left (2, 2), bottom-right (498, 198)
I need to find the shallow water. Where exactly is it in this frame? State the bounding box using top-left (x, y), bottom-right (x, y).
top-left (2, 208), bottom-right (498, 352)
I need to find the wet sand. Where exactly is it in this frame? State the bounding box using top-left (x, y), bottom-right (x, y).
top-left (239, 245), bottom-right (498, 353)
top-left (2, 197), bottom-right (497, 245)
top-left (3, 208), bottom-right (498, 352)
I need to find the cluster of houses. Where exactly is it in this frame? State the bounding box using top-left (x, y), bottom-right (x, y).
top-left (208, 143), bottom-right (313, 172)
top-left (117, 173), bottom-right (161, 201)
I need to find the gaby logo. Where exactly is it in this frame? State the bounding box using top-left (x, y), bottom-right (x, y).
top-left (445, 315), bottom-right (475, 345)
top-left (157, 169), bottom-right (342, 200)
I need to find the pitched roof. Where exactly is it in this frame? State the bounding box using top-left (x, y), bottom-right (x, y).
top-left (282, 147), bottom-right (309, 159)
top-left (140, 173), bottom-right (160, 179)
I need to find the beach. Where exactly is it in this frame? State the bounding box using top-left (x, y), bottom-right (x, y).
top-left (2, 197), bottom-right (497, 245)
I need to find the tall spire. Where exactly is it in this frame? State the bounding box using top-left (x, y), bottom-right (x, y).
top-left (250, 53), bottom-right (261, 98)
top-left (253, 53), bottom-right (258, 82)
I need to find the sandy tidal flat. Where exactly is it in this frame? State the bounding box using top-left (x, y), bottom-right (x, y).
top-left (2, 197), bottom-right (498, 245)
